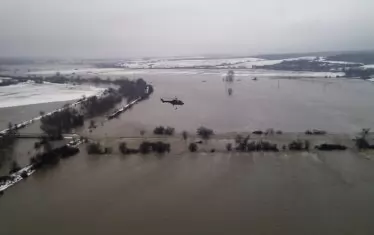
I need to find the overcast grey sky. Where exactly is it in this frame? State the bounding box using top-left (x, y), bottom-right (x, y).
top-left (0, 0), bottom-right (373, 58)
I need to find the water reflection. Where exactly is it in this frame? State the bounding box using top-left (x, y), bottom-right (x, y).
top-left (227, 87), bottom-right (233, 96)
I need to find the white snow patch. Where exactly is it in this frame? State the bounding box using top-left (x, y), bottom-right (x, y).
top-left (0, 82), bottom-right (104, 108)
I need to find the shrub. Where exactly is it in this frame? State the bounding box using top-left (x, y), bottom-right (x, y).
top-left (312, 129), bottom-right (327, 135)
top-left (305, 130), bottom-right (313, 135)
top-left (164, 127), bottom-right (175, 136)
top-left (258, 141), bottom-right (278, 152)
top-left (355, 129), bottom-right (373, 150)
top-left (60, 146), bottom-right (80, 158)
top-left (305, 129), bottom-right (327, 135)
top-left (153, 126), bottom-right (165, 135)
top-left (139, 141), bottom-right (152, 154)
top-left (20, 171), bottom-right (28, 179)
top-left (138, 141), bottom-right (170, 154)
top-left (245, 141), bottom-right (278, 152)
top-left (119, 142), bottom-right (139, 154)
top-left (316, 143), bottom-right (347, 151)
top-left (86, 142), bottom-right (104, 154)
top-left (289, 140), bottom-right (304, 151)
top-left (189, 143), bottom-right (198, 152)
top-left (151, 141), bottom-right (170, 153)
top-left (235, 135), bottom-right (250, 151)
top-left (252, 130), bottom-right (263, 135)
top-left (197, 126), bottom-right (214, 140)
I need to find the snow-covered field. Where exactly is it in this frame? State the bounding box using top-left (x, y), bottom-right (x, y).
top-left (361, 64), bottom-right (374, 69)
top-left (27, 68), bottom-right (123, 76)
top-left (0, 82), bottom-right (104, 108)
top-left (117, 56), bottom-right (360, 69)
top-left (118, 57), bottom-right (281, 69)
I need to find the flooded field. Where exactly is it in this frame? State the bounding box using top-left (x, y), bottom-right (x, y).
top-left (82, 69), bottom-right (374, 137)
top-left (2, 69), bottom-right (374, 234)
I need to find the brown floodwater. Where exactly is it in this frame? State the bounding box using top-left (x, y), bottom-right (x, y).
top-left (1, 150), bottom-right (374, 234)
top-left (2, 70), bottom-right (374, 234)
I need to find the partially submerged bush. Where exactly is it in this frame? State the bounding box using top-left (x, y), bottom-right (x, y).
top-left (164, 127), bottom-right (175, 136)
top-left (226, 143), bottom-right (232, 151)
top-left (246, 141), bottom-right (278, 152)
top-left (288, 140), bottom-right (304, 151)
top-left (86, 142), bottom-right (104, 154)
top-left (139, 141), bottom-right (152, 154)
top-left (153, 126), bottom-right (175, 135)
top-left (355, 129), bottom-right (374, 150)
top-left (138, 141), bottom-right (170, 154)
top-left (236, 138), bottom-right (278, 152)
top-left (252, 130), bottom-right (263, 135)
top-left (60, 146), bottom-right (80, 158)
top-left (189, 143), bottom-right (198, 152)
top-left (119, 142), bottom-right (128, 154)
top-left (235, 135), bottom-right (250, 151)
top-left (316, 143), bottom-right (347, 151)
top-left (30, 145), bottom-right (80, 168)
top-left (305, 129), bottom-right (327, 135)
top-left (288, 139), bottom-right (311, 151)
top-left (119, 142), bottom-right (139, 155)
top-left (197, 126), bottom-right (214, 140)
top-left (153, 126), bottom-right (165, 135)
top-left (151, 141), bottom-right (170, 153)
top-left (20, 171), bottom-right (28, 179)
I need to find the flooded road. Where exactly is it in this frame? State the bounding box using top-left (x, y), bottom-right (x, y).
top-left (1, 150), bottom-right (374, 234)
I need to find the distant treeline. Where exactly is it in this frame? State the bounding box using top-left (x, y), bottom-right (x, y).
top-left (326, 52), bottom-right (374, 65)
top-left (344, 67), bottom-right (374, 79)
top-left (0, 58), bottom-right (34, 65)
top-left (253, 59), bottom-right (361, 72)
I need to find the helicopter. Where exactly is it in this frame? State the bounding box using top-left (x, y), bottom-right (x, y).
top-left (161, 97), bottom-right (184, 108)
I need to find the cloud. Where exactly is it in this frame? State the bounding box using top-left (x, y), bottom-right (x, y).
top-left (0, 0), bottom-right (373, 58)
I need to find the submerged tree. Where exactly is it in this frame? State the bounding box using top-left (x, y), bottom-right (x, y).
top-left (197, 126), bottom-right (214, 140)
top-left (355, 128), bottom-right (371, 150)
top-left (182, 131), bottom-right (188, 141)
top-left (189, 143), bottom-right (198, 152)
